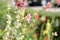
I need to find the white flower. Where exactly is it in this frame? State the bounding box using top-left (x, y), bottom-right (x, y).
top-left (6, 32), bottom-right (9, 36)
top-left (16, 15), bottom-right (20, 19)
top-left (7, 14), bottom-right (10, 17)
top-left (17, 19), bottom-right (19, 22)
top-left (6, 24), bottom-right (9, 26)
top-left (18, 23), bottom-right (21, 26)
top-left (6, 21), bottom-right (11, 25)
top-left (8, 7), bottom-right (11, 10)
top-left (22, 30), bottom-right (25, 33)
top-left (9, 27), bottom-right (12, 30)
top-left (19, 37), bottom-right (22, 40)
top-left (14, 11), bottom-right (17, 13)
top-left (19, 33), bottom-right (22, 35)
top-left (23, 29), bottom-right (25, 31)
top-left (54, 32), bottom-right (58, 36)
top-left (21, 35), bottom-right (24, 38)
top-left (7, 4), bottom-right (11, 7)
top-left (6, 14), bottom-right (11, 19)
top-left (14, 24), bottom-right (19, 29)
top-left (22, 18), bottom-right (24, 20)
top-left (5, 37), bottom-right (8, 40)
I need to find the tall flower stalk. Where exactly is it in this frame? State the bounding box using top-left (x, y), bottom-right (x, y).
top-left (3, 14), bottom-right (12, 40)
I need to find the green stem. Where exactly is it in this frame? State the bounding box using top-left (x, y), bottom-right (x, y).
top-left (40, 23), bottom-right (45, 40)
top-left (51, 17), bottom-right (55, 40)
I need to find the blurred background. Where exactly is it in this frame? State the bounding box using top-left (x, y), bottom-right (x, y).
top-left (0, 0), bottom-right (60, 40)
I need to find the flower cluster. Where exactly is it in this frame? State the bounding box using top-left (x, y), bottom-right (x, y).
top-left (3, 14), bottom-right (12, 40)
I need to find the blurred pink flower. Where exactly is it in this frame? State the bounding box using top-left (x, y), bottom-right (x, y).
top-left (21, 0), bottom-right (26, 9)
top-left (56, 0), bottom-right (60, 4)
top-left (22, 0), bottom-right (25, 3)
top-left (41, 16), bottom-right (46, 22)
top-left (15, 0), bottom-right (21, 7)
top-left (46, 2), bottom-right (52, 8)
top-left (34, 13), bottom-right (39, 20)
top-left (25, 13), bottom-right (31, 23)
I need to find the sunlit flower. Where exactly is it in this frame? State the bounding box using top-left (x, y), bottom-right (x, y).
top-left (43, 30), bottom-right (48, 35)
top-left (8, 7), bottom-right (11, 10)
top-left (7, 4), bottom-right (11, 8)
top-left (20, 37), bottom-right (23, 40)
top-left (6, 32), bottom-right (9, 36)
top-left (7, 4), bottom-right (11, 10)
top-left (21, 35), bottom-right (24, 38)
top-left (46, 22), bottom-right (51, 31)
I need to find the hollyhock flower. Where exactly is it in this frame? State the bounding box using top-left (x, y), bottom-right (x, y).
top-left (34, 13), bottom-right (39, 20)
top-left (15, 0), bottom-right (20, 7)
top-left (41, 16), bottom-right (46, 22)
top-left (25, 13), bottom-right (31, 23)
top-left (21, 0), bottom-right (26, 9)
top-left (10, 0), bottom-right (15, 7)
top-left (56, 0), bottom-right (60, 4)
top-left (21, 3), bottom-right (26, 9)
top-left (22, 0), bottom-right (25, 3)
top-left (42, 5), bottom-right (47, 9)
top-left (46, 2), bottom-right (52, 8)
top-left (33, 34), bottom-right (37, 39)
top-left (44, 37), bottom-right (48, 40)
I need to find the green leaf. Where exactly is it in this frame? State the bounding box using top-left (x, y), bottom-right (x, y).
top-left (0, 29), bottom-right (3, 37)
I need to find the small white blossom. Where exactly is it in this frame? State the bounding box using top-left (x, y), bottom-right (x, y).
top-left (9, 27), bottom-right (12, 30)
top-left (6, 32), bottom-right (9, 36)
top-left (8, 7), bottom-right (11, 10)
top-left (6, 21), bottom-right (11, 24)
top-left (23, 29), bottom-right (25, 31)
top-left (14, 11), bottom-right (17, 13)
top-left (17, 19), bottom-right (19, 22)
top-left (7, 14), bottom-right (12, 19)
top-left (19, 37), bottom-right (23, 40)
top-left (16, 15), bottom-right (20, 19)
top-left (7, 4), bottom-right (11, 7)
top-left (54, 32), bottom-right (58, 36)
top-left (21, 35), bottom-right (24, 38)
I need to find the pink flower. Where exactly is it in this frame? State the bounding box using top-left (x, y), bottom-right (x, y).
top-left (22, 0), bottom-right (25, 3)
top-left (25, 13), bottom-right (31, 23)
top-left (34, 13), bottom-right (39, 20)
top-left (15, 1), bottom-right (21, 7)
top-left (41, 16), bottom-right (46, 22)
top-left (46, 2), bottom-right (52, 8)
top-left (22, 0), bottom-right (26, 8)
top-left (56, 0), bottom-right (60, 4)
